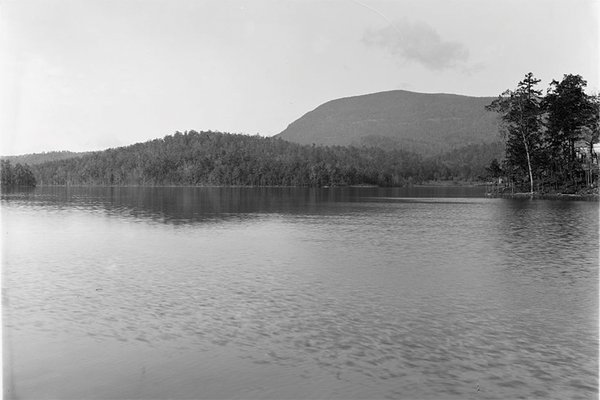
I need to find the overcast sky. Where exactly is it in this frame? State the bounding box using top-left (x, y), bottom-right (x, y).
top-left (1, 0), bottom-right (598, 155)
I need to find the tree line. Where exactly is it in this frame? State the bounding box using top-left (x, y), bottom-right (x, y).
top-left (26, 131), bottom-right (501, 187)
top-left (2, 151), bottom-right (90, 166)
top-left (1, 160), bottom-right (37, 187)
top-left (486, 73), bottom-right (599, 193)
top-left (5, 74), bottom-right (596, 191)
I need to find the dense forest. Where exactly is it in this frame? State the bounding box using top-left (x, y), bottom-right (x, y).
top-left (427, 142), bottom-right (504, 181)
top-left (1, 160), bottom-right (37, 187)
top-left (1, 151), bottom-right (89, 166)
top-left (486, 73), bottom-right (599, 194)
top-left (25, 131), bottom-right (500, 187)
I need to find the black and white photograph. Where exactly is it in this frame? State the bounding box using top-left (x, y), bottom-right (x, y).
top-left (1, 0), bottom-right (598, 399)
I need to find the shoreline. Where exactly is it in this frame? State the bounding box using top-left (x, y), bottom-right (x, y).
top-left (4, 184), bottom-right (599, 201)
top-left (485, 191), bottom-right (599, 201)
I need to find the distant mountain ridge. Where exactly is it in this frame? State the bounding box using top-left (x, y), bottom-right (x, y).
top-left (2, 151), bottom-right (89, 165)
top-left (277, 90), bottom-right (501, 154)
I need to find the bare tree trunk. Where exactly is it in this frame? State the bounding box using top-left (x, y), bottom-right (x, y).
top-left (517, 98), bottom-right (534, 196)
top-left (521, 132), bottom-right (534, 195)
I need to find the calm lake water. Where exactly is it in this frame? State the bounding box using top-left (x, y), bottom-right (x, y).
top-left (2, 186), bottom-right (598, 399)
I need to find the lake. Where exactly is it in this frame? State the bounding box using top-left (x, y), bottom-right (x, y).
top-left (2, 186), bottom-right (598, 399)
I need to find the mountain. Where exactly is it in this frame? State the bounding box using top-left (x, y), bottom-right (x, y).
top-left (277, 90), bottom-right (501, 155)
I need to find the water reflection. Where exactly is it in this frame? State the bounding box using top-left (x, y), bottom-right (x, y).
top-left (1, 185), bottom-right (488, 226)
top-left (493, 200), bottom-right (598, 284)
top-left (2, 186), bottom-right (597, 399)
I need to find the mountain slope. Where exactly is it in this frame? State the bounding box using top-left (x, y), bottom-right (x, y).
top-left (277, 90), bottom-right (501, 154)
top-left (30, 131), bottom-right (429, 186)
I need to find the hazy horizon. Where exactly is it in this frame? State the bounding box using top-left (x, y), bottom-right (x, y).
top-left (2, 87), bottom-right (500, 156)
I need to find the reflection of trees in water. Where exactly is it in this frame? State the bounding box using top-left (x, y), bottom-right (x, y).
top-left (4, 186), bottom-right (390, 225)
top-left (2, 186), bottom-right (488, 226)
top-left (106, 187), bottom-right (343, 224)
top-left (492, 199), bottom-right (598, 284)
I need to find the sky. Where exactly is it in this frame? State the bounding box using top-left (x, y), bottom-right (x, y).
top-left (1, 0), bottom-right (598, 155)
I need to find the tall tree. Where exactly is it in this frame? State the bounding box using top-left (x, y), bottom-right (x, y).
top-left (1, 160), bottom-right (14, 186)
top-left (1, 160), bottom-right (36, 186)
top-left (486, 72), bottom-right (544, 194)
top-left (544, 74), bottom-right (597, 183)
top-left (583, 94), bottom-right (600, 157)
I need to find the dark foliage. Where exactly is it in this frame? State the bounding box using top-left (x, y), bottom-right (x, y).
top-left (486, 73), bottom-right (544, 193)
top-left (424, 142), bottom-right (505, 181)
top-left (30, 131), bottom-right (498, 187)
top-left (31, 131), bottom-right (425, 186)
top-left (543, 75), bottom-right (599, 185)
top-left (485, 159), bottom-right (503, 179)
top-left (1, 160), bottom-right (37, 187)
top-left (487, 73), bottom-right (599, 192)
top-left (1, 151), bottom-right (88, 166)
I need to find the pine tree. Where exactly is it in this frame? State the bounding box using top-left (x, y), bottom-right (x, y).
top-left (486, 72), bottom-right (544, 194)
top-left (544, 74), bottom-right (598, 184)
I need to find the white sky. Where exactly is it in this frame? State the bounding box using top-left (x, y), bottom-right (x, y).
top-left (1, 0), bottom-right (598, 155)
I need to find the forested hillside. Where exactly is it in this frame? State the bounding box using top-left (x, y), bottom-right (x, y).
top-left (2, 151), bottom-right (88, 165)
top-left (277, 90), bottom-right (500, 154)
top-left (30, 131), bottom-right (498, 187)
